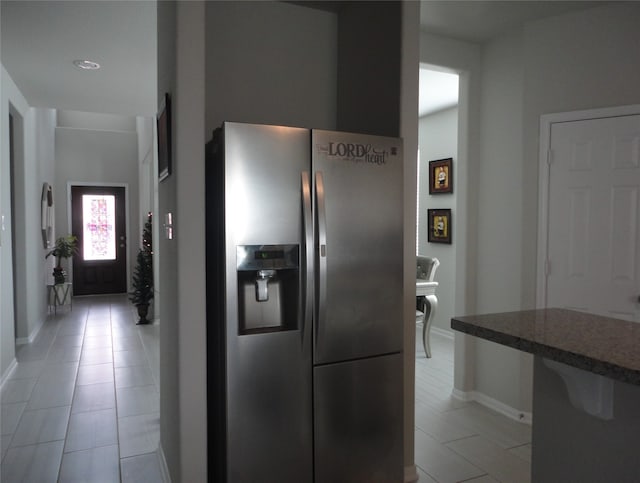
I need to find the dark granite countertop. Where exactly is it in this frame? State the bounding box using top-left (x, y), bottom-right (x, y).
top-left (451, 309), bottom-right (640, 385)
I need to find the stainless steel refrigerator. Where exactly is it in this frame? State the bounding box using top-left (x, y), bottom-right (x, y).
top-left (206, 122), bottom-right (403, 482)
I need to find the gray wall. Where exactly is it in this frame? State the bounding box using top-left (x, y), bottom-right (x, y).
top-left (532, 357), bottom-right (640, 482)
top-left (156, 1), bottom-right (179, 481)
top-left (337, 1), bottom-right (401, 136)
top-left (175, 2), bottom-right (207, 479)
top-left (205, 1), bottom-right (337, 133)
top-left (199, 1), bottom-right (413, 479)
top-left (54, 114), bottom-right (139, 291)
top-left (418, 106), bottom-right (457, 334)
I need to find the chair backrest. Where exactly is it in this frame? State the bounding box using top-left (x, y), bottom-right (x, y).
top-left (416, 256), bottom-right (440, 282)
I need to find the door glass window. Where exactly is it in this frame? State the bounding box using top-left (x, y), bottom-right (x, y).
top-left (82, 194), bottom-right (116, 261)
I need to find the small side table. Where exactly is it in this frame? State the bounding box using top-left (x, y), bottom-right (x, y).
top-left (47, 283), bottom-right (72, 314)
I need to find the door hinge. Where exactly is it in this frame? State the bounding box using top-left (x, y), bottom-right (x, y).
top-left (547, 149), bottom-right (554, 166)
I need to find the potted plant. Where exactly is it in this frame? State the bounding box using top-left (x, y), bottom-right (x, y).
top-left (45, 235), bottom-right (78, 284)
top-left (129, 213), bottom-right (154, 324)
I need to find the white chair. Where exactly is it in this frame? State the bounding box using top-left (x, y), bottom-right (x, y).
top-left (416, 256), bottom-right (439, 358)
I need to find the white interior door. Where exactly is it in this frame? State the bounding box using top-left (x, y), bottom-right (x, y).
top-left (546, 114), bottom-right (640, 321)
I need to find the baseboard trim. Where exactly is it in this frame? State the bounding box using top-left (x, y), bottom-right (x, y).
top-left (16, 316), bottom-right (45, 346)
top-left (0, 358), bottom-right (18, 390)
top-left (431, 327), bottom-right (454, 340)
top-left (404, 464), bottom-right (419, 483)
top-left (452, 388), bottom-right (533, 425)
top-left (157, 444), bottom-right (171, 483)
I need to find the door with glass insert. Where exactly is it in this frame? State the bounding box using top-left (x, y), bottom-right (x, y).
top-left (71, 185), bottom-right (127, 295)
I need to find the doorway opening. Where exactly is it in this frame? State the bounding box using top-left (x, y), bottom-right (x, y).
top-left (416, 65), bottom-right (459, 364)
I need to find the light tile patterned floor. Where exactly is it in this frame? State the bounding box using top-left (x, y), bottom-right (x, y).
top-left (415, 326), bottom-right (532, 483)
top-left (2, 296), bottom-right (530, 482)
top-left (0, 295), bottom-right (162, 482)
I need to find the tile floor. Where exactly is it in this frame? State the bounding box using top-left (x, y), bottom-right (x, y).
top-left (1, 295), bottom-right (163, 483)
top-left (414, 326), bottom-right (532, 483)
top-left (1, 295), bottom-right (530, 482)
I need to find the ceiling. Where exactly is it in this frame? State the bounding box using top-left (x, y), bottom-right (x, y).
top-left (420, 1), bottom-right (608, 43)
top-left (419, 69), bottom-right (459, 117)
top-left (418, 1), bottom-right (610, 116)
top-left (1, 1), bottom-right (609, 118)
top-left (1, 1), bottom-right (156, 117)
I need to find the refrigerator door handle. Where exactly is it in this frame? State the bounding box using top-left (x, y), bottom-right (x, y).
top-left (301, 171), bottom-right (313, 343)
top-left (315, 171), bottom-right (327, 345)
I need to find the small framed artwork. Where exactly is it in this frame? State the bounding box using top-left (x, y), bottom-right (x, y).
top-left (428, 209), bottom-right (452, 244)
top-left (157, 93), bottom-right (172, 182)
top-left (429, 158), bottom-right (453, 194)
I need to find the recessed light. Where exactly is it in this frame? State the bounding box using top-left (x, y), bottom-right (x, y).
top-left (73, 59), bottom-right (101, 70)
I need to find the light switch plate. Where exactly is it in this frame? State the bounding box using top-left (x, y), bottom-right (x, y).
top-left (165, 212), bottom-right (173, 240)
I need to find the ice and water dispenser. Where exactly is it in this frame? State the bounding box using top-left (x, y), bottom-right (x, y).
top-left (236, 244), bottom-right (299, 334)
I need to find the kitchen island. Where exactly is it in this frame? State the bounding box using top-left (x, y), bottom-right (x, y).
top-left (452, 309), bottom-right (640, 482)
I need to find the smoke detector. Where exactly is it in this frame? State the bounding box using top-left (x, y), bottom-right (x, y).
top-left (73, 59), bottom-right (101, 70)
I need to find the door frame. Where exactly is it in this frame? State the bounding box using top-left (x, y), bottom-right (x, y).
top-left (536, 103), bottom-right (640, 308)
top-left (67, 181), bottom-right (131, 292)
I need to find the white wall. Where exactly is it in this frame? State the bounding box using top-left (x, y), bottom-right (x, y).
top-left (474, 29), bottom-right (533, 413)
top-left (23, 108), bottom-right (56, 339)
top-left (420, 31), bottom-right (482, 396)
top-left (521, 2), bottom-right (640, 308)
top-left (54, 114), bottom-right (139, 289)
top-left (0, 65), bottom-right (24, 376)
top-left (401, 3), bottom-right (420, 479)
top-left (418, 106), bottom-right (457, 334)
top-left (434, 2), bottom-right (640, 415)
top-left (1, 65), bottom-right (56, 379)
top-left (57, 110), bottom-right (136, 131)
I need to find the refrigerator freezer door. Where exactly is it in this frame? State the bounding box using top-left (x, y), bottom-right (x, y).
top-left (312, 130), bottom-right (403, 365)
top-left (314, 353), bottom-right (403, 483)
top-left (223, 123), bottom-right (312, 482)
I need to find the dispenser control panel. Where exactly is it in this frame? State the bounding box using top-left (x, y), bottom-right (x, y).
top-left (236, 244), bottom-right (299, 271)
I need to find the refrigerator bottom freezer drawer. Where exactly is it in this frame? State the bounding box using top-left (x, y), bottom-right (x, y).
top-left (314, 353), bottom-right (403, 483)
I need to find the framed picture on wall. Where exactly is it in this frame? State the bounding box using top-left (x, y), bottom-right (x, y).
top-left (428, 158), bottom-right (453, 194)
top-left (157, 92), bottom-right (172, 182)
top-left (428, 209), bottom-right (452, 244)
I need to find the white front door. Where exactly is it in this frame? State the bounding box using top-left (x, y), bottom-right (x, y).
top-left (545, 113), bottom-right (640, 321)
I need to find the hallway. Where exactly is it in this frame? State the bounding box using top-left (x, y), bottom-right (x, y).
top-left (1, 295), bottom-right (163, 482)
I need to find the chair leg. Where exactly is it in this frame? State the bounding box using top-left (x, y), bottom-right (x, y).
top-left (422, 294), bottom-right (438, 358)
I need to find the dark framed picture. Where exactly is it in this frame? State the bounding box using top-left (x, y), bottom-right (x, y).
top-left (157, 93), bottom-right (172, 182)
top-left (429, 158), bottom-right (453, 194)
top-left (428, 209), bottom-right (452, 244)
